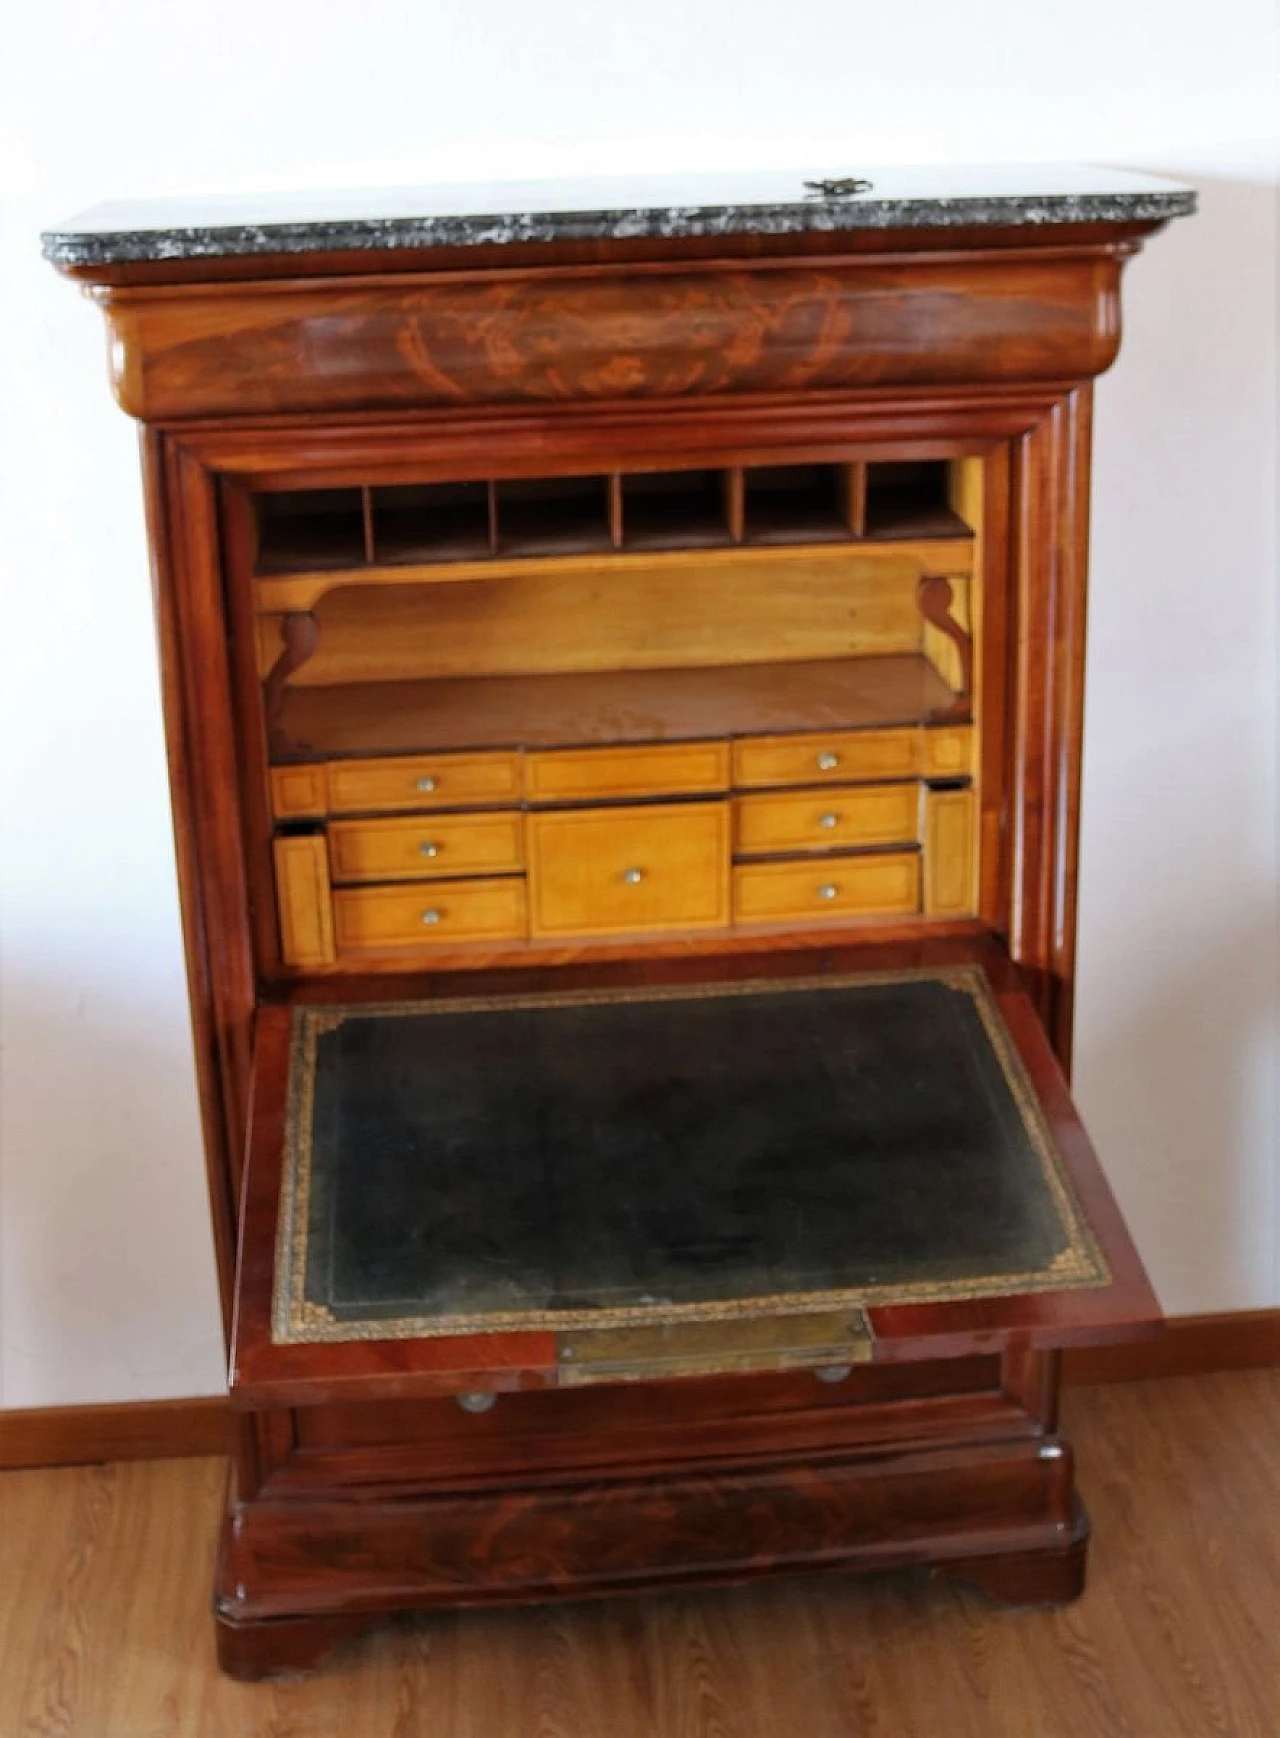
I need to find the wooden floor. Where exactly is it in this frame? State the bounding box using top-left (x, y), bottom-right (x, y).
top-left (0, 1373), bottom-right (1276, 1737)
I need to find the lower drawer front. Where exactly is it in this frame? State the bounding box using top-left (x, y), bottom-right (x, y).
top-left (734, 852), bottom-right (920, 923)
top-left (332, 878), bottom-right (527, 950)
top-left (328, 812), bottom-right (525, 884)
top-left (735, 784), bottom-right (919, 855)
top-left (530, 803), bottom-right (730, 937)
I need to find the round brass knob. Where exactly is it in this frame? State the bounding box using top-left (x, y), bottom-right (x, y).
top-left (421, 908), bottom-right (442, 925)
top-left (623, 867), bottom-right (645, 886)
top-left (818, 812), bottom-right (839, 829)
top-left (818, 884), bottom-right (839, 901)
top-left (816, 751), bottom-right (839, 771)
top-left (419, 842), bottom-right (440, 858)
top-left (415, 775), bottom-right (437, 793)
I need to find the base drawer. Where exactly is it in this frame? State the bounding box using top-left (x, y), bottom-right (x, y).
top-left (529, 803), bottom-right (730, 937)
top-left (332, 878), bottom-right (527, 950)
top-left (733, 852), bottom-right (920, 923)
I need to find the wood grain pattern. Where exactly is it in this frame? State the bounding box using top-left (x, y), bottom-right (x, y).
top-left (732, 852), bottom-right (921, 923)
top-left (2, 1373), bottom-right (1275, 1729)
top-left (253, 532), bottom-right (975, 615)
top-left (525, 741), bottom-right (730, 804)
top-left (324, 750), bottom-right (522, 814)
top-left (733, 783), bottom-right (920, 855)
top-left (273, 836), bottom-right (336, 967)
top-left (99, 249), bottom-right (1130, 421)
top-left (529, 803), bottom-right (731, 938)
top-left (332, 878), bottom-right (528, 951)
top-left (923, 787), bottom-right (978, 917)
top-left (279, 658), bottom-right (959, 761)
top-left (732, 725), bottom-right (922, 788)
top-left (328, 810), bottom-right (525, 884)
top-left (265, 550), bottom-right (933, 686)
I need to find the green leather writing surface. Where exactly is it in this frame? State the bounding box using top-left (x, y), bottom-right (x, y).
top-left (272, 968), bottom-right (1106, 1344)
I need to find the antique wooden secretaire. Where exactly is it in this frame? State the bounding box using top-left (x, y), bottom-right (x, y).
top-left (44, 166), bottom-right (1193, 1677)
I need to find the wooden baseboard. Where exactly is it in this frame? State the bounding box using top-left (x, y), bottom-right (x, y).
top-left (1, 1313), bottom-right (1275, 1471)
top-left (0, 1397), bottom-right (232, 1470)
top-left (1061, 1309), bottom-right (1280, 1386)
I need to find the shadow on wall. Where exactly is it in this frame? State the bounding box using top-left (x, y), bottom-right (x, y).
top-left (0, 959), bottom-right (227, 1408)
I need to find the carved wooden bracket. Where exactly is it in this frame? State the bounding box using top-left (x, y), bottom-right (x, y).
top-left (917, 574), bottom-right (974, 721)
top-left (264, 611), bottom-right (319, 758)
top-left (918, 573), bottom-right (973, 723)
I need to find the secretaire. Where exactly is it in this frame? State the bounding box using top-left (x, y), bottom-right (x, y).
top-left (44, 164), bottom-right (1194, 1677)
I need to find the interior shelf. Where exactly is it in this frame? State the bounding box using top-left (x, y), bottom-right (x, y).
top-left (274, 653), bottom-right (962, 761)
top-left (253, 460), bottom-right (972, 583)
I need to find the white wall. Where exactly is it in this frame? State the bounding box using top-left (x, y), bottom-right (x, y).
top-left (1, 1), bottom-right (1276, 1407)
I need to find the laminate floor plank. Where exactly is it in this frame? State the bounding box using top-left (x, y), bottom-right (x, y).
top-left (0, 1372), bottom-right (1275, 1737)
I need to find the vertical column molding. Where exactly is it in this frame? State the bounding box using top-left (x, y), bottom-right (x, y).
top-left (150, 436), bottom-right (258, 1320)
top-left (1005, 386), bottom-right (1094, 1067)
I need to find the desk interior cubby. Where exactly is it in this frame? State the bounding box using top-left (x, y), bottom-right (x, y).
top-left (246, 454), bottom-right (985, 971)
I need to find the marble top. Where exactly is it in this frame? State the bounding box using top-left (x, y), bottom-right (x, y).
top-left (43, 165), bottom-right (1194, 268)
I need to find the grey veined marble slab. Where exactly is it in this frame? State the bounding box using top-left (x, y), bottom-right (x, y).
top-left (43, 165), bottom-right (1195, 268)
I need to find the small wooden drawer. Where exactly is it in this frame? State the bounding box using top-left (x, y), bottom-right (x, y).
top-left (732, 727), bottom-right (920, 789)
top-left (735, 784), bottom-right (919, 856)
top-left (525, 742), bottom-right (729, 805)
top-left (529, 803), bottom-right (730, 937)
top-left (324, 752), bottom-right (522, 816)
top-left (328, 812), bottom-right (525, 884)
top-left (332, 879), bottom-right (527, 951)
top-left (733, 852), bottom-right (920, 924)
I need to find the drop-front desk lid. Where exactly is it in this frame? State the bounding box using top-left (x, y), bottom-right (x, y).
top-left (230, 939), bottom-right (1158, 1406)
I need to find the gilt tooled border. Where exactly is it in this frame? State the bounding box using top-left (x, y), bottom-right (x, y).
top-left (271, 967), bottom-right (1109, 1345)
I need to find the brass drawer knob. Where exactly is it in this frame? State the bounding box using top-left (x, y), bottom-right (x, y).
top-left (816, 751), bottom-right (839, 771)
top-left (419, 842), bottom-right (440, 858)
top-left (818, 812), bottom-right (840, 829)
top-left (818, 883), bottom-right (839, 901)
top-left (421, 908), bottom-right (443, 925)
top-left (415, 775), bottom-right (437, 793)
top-left (622, 867), bottom-right (645, 886)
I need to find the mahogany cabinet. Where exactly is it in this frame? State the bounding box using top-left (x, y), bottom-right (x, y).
top-left (45, 167), bottom-right (1194, 1678)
